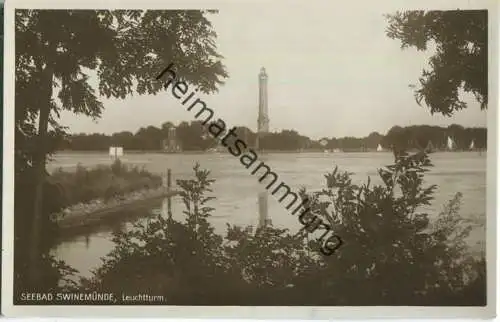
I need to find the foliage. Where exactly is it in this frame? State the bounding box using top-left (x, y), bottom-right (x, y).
top-left (383, 124), bottom-right (486, 151)
top-left (59, 123), bottom-right (487, 152)
top-left (15, 9), bottom-right (227, 292)
top-left (386, 10), bottom-right (487, 115)
top-left (83, 153), bottom-right (485, 305)
top-left (82, 164), bottom-right (228, 304)
top-left (259, 129), bottom-right (310, 151)
top-left (49, 159), bottom-right (162, 207)
top-left (296, 151), bottom-right (479, 305)
top-left (16, 8), bottom-right (228, 162)
top-left (16, 8), bottom-right (228, 166)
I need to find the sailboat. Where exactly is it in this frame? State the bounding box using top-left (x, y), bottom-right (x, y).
top-left (447, 136), bottom-right (455, 151)
top-left (376, 144), bottom-right (383, 152)
top-left (470, 140), bottom-right (475, 150)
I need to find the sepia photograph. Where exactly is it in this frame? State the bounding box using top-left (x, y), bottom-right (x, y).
top-left (2, 0), bottom-right (497, 318)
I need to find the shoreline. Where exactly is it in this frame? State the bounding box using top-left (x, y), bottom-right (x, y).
top-left (53, 187), bottom-right (179, 232)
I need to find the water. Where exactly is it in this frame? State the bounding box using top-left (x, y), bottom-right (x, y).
top-left (48, 151), bottom-right (487, 278)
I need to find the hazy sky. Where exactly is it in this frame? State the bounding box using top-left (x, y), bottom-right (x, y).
top-left (59, 0), bottom-right (488, 139)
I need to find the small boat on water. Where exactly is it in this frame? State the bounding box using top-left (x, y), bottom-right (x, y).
top-left (470, 140), bottom-right (475, 150)
top-left (376, 144), bottom-right (383, 152)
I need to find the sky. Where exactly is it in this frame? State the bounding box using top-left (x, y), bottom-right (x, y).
top-left (58, 0), bottom-right (488, 139)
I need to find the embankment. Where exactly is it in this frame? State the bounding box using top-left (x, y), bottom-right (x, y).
top-left (49, 159), bottom-right (177, 234)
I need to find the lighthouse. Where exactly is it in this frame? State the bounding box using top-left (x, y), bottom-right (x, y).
top-left (257, 67), bottom-right (270, 133)
top-left (256, 67), bottom-right (270, 150)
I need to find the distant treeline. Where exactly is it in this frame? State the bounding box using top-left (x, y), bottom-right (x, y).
top-left (57, 121), bottom-right (487, 152)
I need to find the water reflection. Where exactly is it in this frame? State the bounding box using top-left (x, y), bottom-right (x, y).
top-left (56, 200), bottom-right (164, 245)
top-left (258, 191), bottom-right (271, 228)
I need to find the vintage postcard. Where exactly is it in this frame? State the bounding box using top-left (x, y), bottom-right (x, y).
top-left (2, 0), bottom-right (497, 318)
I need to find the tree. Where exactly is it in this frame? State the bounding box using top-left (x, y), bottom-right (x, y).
top-left (111, 131), bottom-right (135, 149)
top-left (366, 131), bottom-right (383, 149)
top-left (259, 130), bottom-right (303, 151)
top-left (60, 124), bottom-right (486, 153)
top-left (161, 121), bottom-right (175, 138)
top-left (176, 120), bottom-right (210, 151)
top-left (135, 126), bottom-right (163, 150)
top-left (386, 10), bottom-right (487, 116)
top-left (16, 9), bottom-right (227, 288)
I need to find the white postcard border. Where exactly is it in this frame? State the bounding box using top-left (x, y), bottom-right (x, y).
top-left (2, 0), bottom-right (498, 318)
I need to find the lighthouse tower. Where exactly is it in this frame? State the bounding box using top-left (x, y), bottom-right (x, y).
top-left (256, 67), bottom-right (269, 150)
top-left (257, 67), bottom-right (269, 133)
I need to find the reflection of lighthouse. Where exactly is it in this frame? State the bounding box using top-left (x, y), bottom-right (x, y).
top-left (258, 191), bottom-right (271, 228)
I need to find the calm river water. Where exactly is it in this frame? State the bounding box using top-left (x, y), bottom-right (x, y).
top-left (48, 152), bottom-right (487, 278)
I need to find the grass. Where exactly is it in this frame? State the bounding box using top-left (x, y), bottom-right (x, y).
top-left (49, 159), bottom-right (163, 208)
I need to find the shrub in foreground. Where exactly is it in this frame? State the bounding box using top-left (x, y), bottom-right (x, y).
top-left (83, 153), bottom-right (485, 306)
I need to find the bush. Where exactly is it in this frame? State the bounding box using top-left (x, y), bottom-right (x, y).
top-left (82, 153), bottom-right (485, 306)
top-left (49, 160), bottom-right (163, 207)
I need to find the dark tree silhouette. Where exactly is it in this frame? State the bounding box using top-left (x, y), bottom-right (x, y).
top-left (63, 124), bottom-right (487, 152)
top-left (16, 9), bottom-right (227, 289)
top-left (386, 10), bottom-right (487, 116)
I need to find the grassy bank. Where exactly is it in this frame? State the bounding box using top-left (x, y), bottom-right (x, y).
top-left (49, 159), bottom-right (163, 209)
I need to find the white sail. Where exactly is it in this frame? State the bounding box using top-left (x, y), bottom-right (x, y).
top-left (376, 144), bottom-right (383, 152)
top-left (447, 136), bottom-right (455, 150)
top-left (470, 140), bottom-right (475, 150)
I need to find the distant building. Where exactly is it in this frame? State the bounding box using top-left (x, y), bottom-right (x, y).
top-left (163, 127), bottom-right (181, 152)
top-left (109, 146), bottom-right (123, 159)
